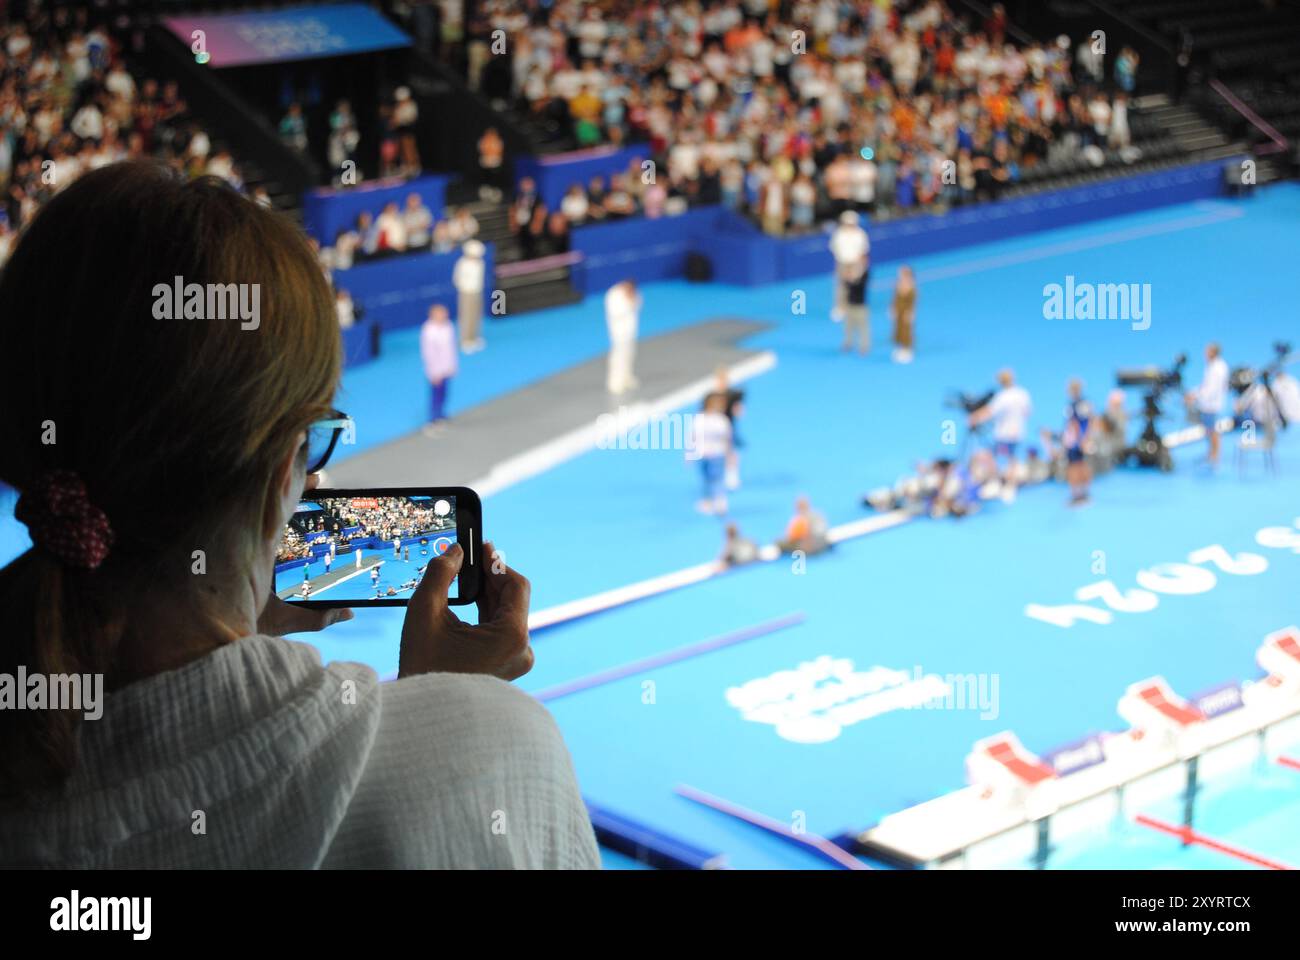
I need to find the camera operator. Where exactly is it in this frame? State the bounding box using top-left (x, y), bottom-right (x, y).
top-left (1186, 342), bottom-right (1230, 467)
top-left (1089, 390), bottom-right (1129, 473)
top-left (1275, 368), bottom-right (1300, 423)
top-left (1235, 375), bottom-right (1284, 454)
top-left (1235, 358), bottom-right (1300, 452)
top-left (969, 368), bottom-right (1033, 501)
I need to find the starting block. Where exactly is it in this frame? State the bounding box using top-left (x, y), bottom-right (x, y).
top-left (966, 731), bottom-right (1059, 818)
top-left (1116, 675), bottom-right (1206, 758)
top-left (1257, 626), bottom-right (1300, 692)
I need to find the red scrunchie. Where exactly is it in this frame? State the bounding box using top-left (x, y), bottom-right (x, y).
top-left (14, 469), bottom-right (115, 570)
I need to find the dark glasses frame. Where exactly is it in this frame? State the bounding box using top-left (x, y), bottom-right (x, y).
top-left (306, 410), bottom-right (354, 474)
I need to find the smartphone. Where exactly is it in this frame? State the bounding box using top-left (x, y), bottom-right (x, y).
top-left (275, 487), bottom-right (482, 607)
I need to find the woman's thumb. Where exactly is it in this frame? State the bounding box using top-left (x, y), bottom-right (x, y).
top-left (413, 543), bottom-right (463, 604)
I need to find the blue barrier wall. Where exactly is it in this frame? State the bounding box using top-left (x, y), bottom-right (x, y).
top-left (569, 158), bottom-right (1239, 291)
top-left (276, 533), bottom-right (388, 575)
top-left (570, 207), bottom-right (722, 294)
top-left (515, 145), bottom-right (647, 210)
top-left (341, 318), bottom-right (379, 367)
top-left (303, 173), bottom-right (452, 246)
top-left (332, 244), bottom-right (495, 333)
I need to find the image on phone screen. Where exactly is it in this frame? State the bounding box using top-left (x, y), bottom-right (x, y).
top-left (276, 493), bottom-right (458, 604)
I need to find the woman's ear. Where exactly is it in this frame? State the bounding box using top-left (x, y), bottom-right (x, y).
top-left (263, 433), bottom-right (306, 541)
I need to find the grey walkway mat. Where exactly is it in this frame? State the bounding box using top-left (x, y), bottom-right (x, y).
top-left (326, 317), bottom-right (775, 490)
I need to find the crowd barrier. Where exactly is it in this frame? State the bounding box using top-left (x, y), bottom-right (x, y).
top-left (275, 530), bottom-right (380, 575)
top-left (570, 207), bottom-right (723, 294)
top-left (331, 243), bottom-right (494, 335)
top-left (570, 157), bottom-right (1243, 292)
top-left (515, 144), bottom-right (645, 210)
top-left (341, 318), bottom-right (380, 366)
top-left (302, 172), bottom-right (452, 247)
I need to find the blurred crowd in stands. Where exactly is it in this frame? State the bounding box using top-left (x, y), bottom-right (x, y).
top-left (278, 497), bottom-right (452, 564)
top-left (0, 7), bottom-right (264, 269)
top-left (315, 193), bottom-right (479, 274)
top-left (472, 0), bottom-right (1142, 234)
top-left (281, 87), bottom-right (422, 183)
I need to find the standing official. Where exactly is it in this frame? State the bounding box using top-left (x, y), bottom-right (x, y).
top-left (829, 211), bottom-right (869, 323)
top-left (605, 279), bottom-right (642, 395)
top-left (454, 240), bottom-right (487, 353)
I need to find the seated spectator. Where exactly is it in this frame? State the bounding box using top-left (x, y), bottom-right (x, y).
top-left (560, 184), bottom-right (589, 226)
top-left (603, 175), bottom-right (636, 218)
top-left (332, 226), bottom-right (360, 271)
top-left (404, 193), bottom-right (433, 250)
top-left (335, 288), bottom-right (357, 329)
top-left (355, 211), bottom-right (380, 261)
top-left (446, 206), bottom-right (480, 246)
top-left (375, 201), bottom-right (407, 255)
top-left (642, 178), bottom-right (668, 219)
top-left (431, 219), bottom-right (455, 254)
top-left (585, 175), bottom-right (608, 221)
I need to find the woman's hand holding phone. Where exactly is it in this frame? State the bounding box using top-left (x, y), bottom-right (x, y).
top-left (398, 540), bottom-right (534, 681)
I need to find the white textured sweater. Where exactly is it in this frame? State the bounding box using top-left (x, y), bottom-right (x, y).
top-left (0, 635), bottom-right (600, 869)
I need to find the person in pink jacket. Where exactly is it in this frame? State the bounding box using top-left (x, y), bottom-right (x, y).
top-left (420, 304), bottom-right (458, 433)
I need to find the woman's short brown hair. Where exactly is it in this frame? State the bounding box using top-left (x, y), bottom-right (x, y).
top-left (0, 162), bottom-right (341, 799)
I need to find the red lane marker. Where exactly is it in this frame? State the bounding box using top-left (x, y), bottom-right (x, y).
top-left (1134, 814), bottom-right (1292, 871)
top-left (1277, 756), bottom-right (1300, 773)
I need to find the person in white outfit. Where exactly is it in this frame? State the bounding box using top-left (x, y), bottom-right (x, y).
top-left (691, 393), bottom-right (733, 514)
top-left (970, 368), bottom-right (1034, 501)
top-left (453, 239), bottom-right (487, 352)
top-left (1188, 342), bottom-right (1230, 467)
top-left (605, 279), bottom-right (641, 394)
top-left (829, 210), bottom-right (869, 323)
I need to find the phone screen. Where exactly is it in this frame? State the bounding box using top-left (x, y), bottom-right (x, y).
top-left (276, 492), bottom-right (463, 605)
